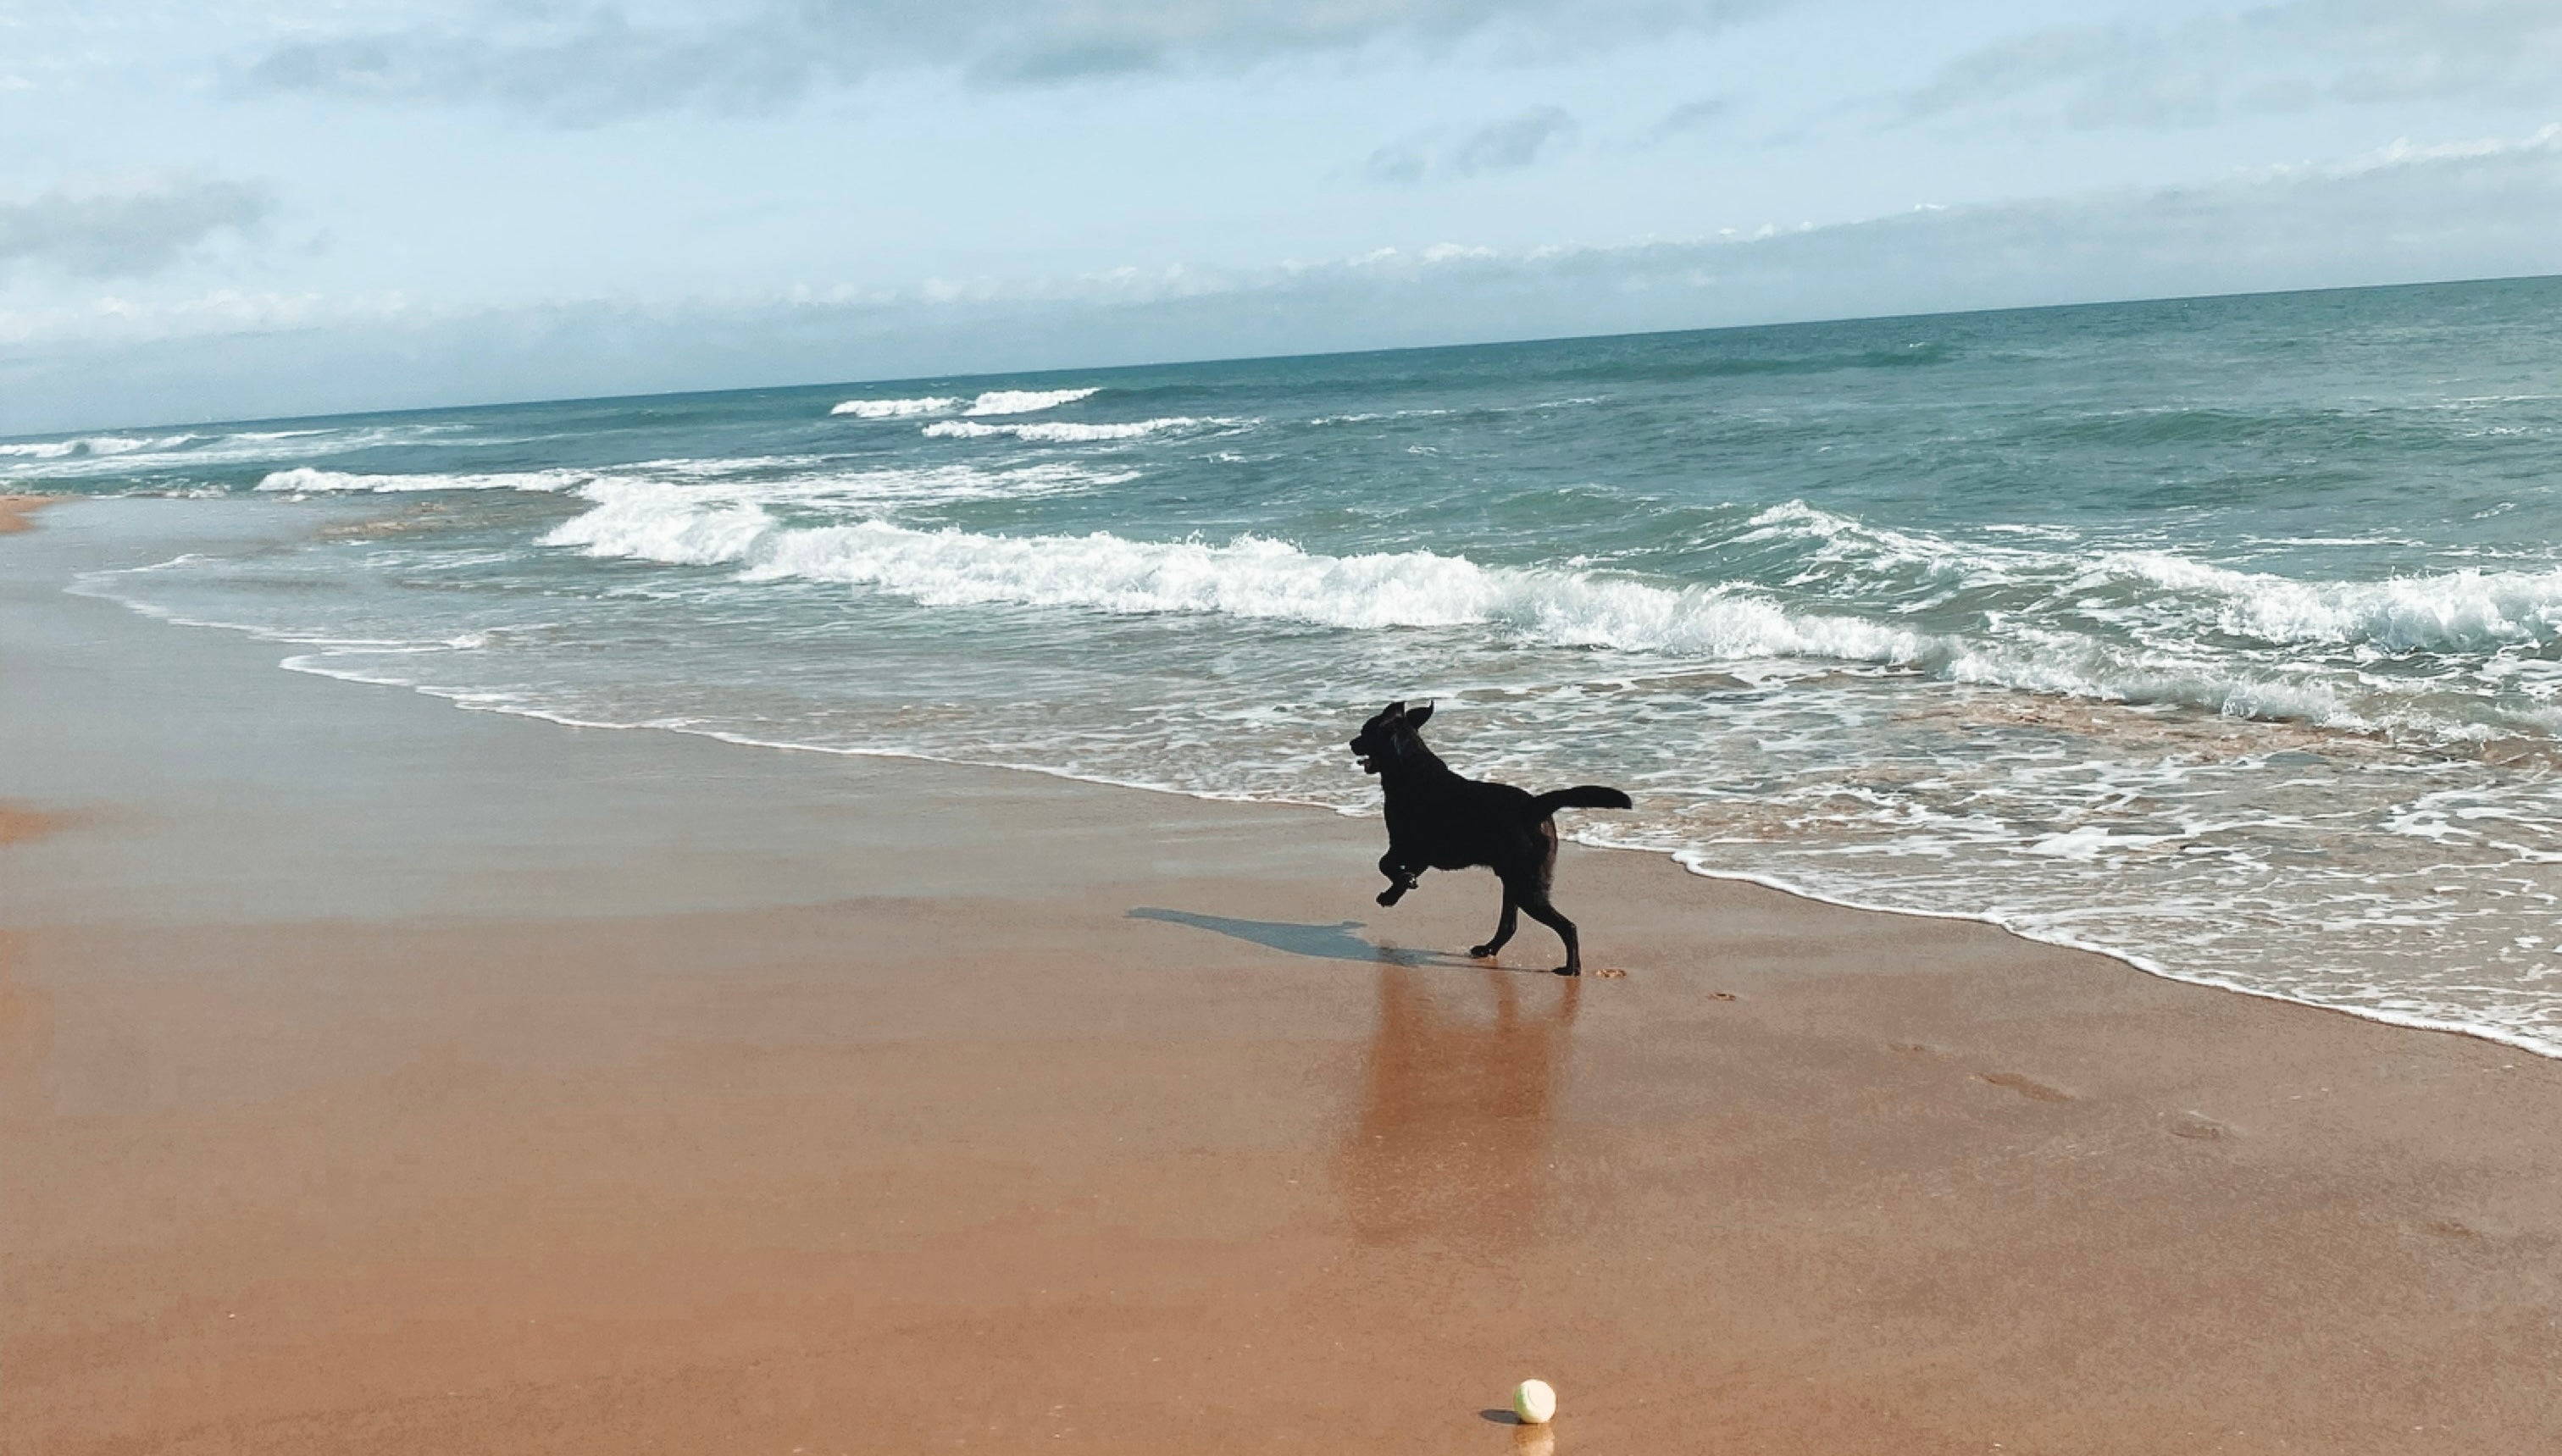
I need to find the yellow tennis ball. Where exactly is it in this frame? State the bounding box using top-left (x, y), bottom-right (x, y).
top-left (1512, 1378), bottom-right (1556, 1425)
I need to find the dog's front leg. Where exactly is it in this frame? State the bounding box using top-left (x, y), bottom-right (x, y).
top-left (1376, 850), bottom-right (1420, 907)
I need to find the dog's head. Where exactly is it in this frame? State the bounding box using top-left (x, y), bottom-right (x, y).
top-left (1349, 700), bottom-right (1433, 775)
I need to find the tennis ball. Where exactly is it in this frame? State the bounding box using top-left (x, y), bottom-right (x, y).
top-left (1512, 1378), bottom-right (1556, 1425)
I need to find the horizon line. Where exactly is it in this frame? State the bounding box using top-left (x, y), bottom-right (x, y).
top-left (11, 268), bottom-right (2558, 445)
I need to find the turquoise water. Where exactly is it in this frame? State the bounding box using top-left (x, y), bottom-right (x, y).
top-left (15, 276), bottom-right (2562, 1049)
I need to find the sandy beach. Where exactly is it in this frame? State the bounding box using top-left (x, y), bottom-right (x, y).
top-left (6, 497), bottom-right (2562, 1454)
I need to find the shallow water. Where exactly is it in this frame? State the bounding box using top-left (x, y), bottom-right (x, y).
top-left (16, 275), bottom-right (2562, 1050)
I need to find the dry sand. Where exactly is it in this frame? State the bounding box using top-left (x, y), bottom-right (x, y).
top-left (6, 499), bottom-right (2560, 1454)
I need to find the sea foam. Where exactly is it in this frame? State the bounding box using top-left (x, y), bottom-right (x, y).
top-left (257, 467), bottom-right (587, 494)
top-left (544, 489), bottom-right (1945, 657)
top-left (1745, 499), bottom-right (2562, 656)
top-left (0, 433), bottom-right (199, 462)
top-left (2102, 552), bottom-right (2562, 652)
top-left (832, 388), bottom-right (1102, 419)
top-left (923, 418), bottom-right (1223, 443)
top-left (541, 485), bottom-right (2556, 741)
top-left (831, 396), bottom-right (962, 418)
top-left (963, 388), bottom-right (1100, 415)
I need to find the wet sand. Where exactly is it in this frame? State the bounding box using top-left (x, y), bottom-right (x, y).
top-left (6, 500), bottom-right (2561, 1455)
top-left (0, 810), bottom-right (72, 850)
top-left (0, 495), bottom-right (52, 535)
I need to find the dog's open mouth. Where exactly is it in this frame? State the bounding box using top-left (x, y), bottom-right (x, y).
top-left (1356, 754), bottom-right (1379, 775)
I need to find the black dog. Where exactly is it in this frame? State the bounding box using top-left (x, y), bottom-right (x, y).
top-left (1350, 700), bottom-right (1631, 977)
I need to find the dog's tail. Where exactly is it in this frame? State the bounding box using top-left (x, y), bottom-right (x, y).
top-left (1533, 785), bottom-right (1633, 817)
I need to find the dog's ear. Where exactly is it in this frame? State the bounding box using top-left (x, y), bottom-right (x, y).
top-left (1381, 700), bottom-right (1406, 718)
top-left (1405, 701), bottom-right (1434, 729)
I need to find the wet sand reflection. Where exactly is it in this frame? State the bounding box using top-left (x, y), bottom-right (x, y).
top-left (1339, 966), bottom-right (1581, 1248)
top-left (0, 932), bottom-right (54, 1115)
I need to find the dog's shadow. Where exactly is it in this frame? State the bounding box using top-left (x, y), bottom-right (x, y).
top-left (1127, 908), bottom-right (1473, 969)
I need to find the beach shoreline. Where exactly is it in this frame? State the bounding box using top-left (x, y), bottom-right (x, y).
top-left (8, 497), bottom-right (2562, 1454)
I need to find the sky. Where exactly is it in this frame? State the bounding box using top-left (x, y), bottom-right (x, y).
top-left (3, 0), bottom-right (2559, 432)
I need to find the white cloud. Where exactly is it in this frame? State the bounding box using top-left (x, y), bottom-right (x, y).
top-left (2318, 121), bottom-right (2562, 176)
top-left (1367, 106), bottom-right (1577, 184)
top-left (1648, 94), bottom-right (1730, 138)
top-left (0, 174), bottom-right (274, 279)
top-left (1896, 0), bottom-right (2562, 131)
top-left (236, 0), bottom-right (1772, 125)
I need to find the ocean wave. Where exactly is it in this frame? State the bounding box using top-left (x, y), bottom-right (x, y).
top-left (257, 466), bottom-right (588, 494)
top-left (1937, 636), bottom-right (2371, 734)
top-left (1735, 500), bottom-right (2562, 656)
top-left (963, 388), bottom-right (1100, 416)
top-left (262, 460), bottom-right (1125, 514)
top-left (543, 483), bottom-right (772, 566)
top-left (546, 495), bottom-right (1948, 656)
top-left (827, 388), bottom-right (1105, 419)
top-left (541, 490), bottom-right (2558, 741)
top-left (2, 424), bottom-right (474, 482)
top-left (1553, 341), bottom-right (1949, 386)
top-left (2099, 552), bottom-right (2562, 652)
top-left (923, 417), bottom-right (1225, 443)
top-left (1733, 499), bottom-right (2049, 584)
top-left (0, 433), bottom-right (201, 462)
top-left (1308, 408), bottom-right (1456, 426)
top-left (830, 396), bottom-right (961, 418)
top-left (749, 462), bottom-right (1131, 505)
top-left (623, 454), bottom-right (833, 479)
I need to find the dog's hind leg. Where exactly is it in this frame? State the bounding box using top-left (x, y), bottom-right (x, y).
top-left (1470, 884), bottom-right (1519, 960)
top-left (1515, 885), bottom-right (1583, 977)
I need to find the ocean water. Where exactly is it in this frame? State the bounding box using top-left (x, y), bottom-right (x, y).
top-left (15, 276), bottom-right (2562, 1052)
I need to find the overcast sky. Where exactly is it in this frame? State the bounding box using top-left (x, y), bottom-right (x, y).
top-left (3, 0), bottom-right (2559, 432)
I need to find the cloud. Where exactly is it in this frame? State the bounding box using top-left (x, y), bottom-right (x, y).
top-left (1896, 0), bottom-right (2562, 130)
top-left (0, 174), bottom-right (274, 279)
top-left (1649, 95), bottom-right (1730, 137)
top-left (240, 14), bottom-right (812, 127)
top-left (1367, 105), bottom-right (1576, 184)
top-left (236, 1), bottom-right (1771, 124)
top-left (1450, 105), bottom-right (1576, 174)
top-left (10, 123), bottom-right (2561, 434)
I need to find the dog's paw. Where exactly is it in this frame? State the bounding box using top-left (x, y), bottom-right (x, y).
top-left (1468, 943), bottom-right (1500, 959)
top-left (1551, 965), bottom-right (1581, 977)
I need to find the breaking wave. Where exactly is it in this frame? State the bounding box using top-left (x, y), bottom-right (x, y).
top-left (963, 388), bottom-right (1100, 415)
top-left (258, 466), bottom-right (587, 494)
top-left (532, 484), bottom-right (2562, 744)
top-left (831, 396), bottom-right (961, 418)
top-left (258, 462), bottom-right (1125, 516)
top-left (2101, 552), bottom-right (2562, 651)
top-left (543, 485), bottom-right (1934, 648)
top-left (828, 387), bottom-right (1102, 420)
top-left (0, 433), bottom-right (202, 461)
top-left (1744, 500), bottom-right (2562, 656)
top-left (923, 417), bottom-right (1226, 443)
